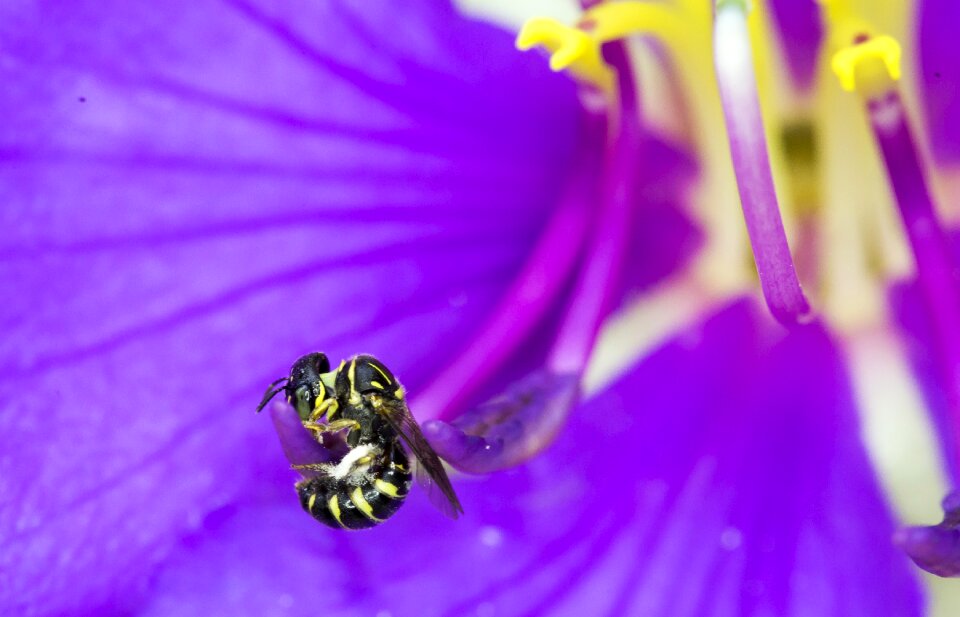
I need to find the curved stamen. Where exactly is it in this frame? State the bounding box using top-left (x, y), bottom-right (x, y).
top-left (868, 92), bottom-right (960, 476)
top-left (829, 25), bottom-right (960, 479)
top-left (516, 18), bottom-right (613, 92)
top-left (713, 0), bottom-right (813, 326)
top-left (895, 491), bottom-right (960, 577)
top-left (547, 42), bottom-right (641, 376)
top-left (415, 132), bottom-right (600, 422)
top-left (425, 41), bottom-right (643, 473)
top-left (826, 5), bottom-right (960, 574)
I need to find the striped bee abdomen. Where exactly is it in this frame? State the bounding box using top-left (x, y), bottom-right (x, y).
top-left (295, 442), bottom-right (412, 530)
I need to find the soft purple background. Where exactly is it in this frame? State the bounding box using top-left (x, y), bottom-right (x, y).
top-left (0, 1), bottom-right (924, 615)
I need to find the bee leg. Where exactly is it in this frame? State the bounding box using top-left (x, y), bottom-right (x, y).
top-left (304, 419), bottom-right (360, 436)
top-left (309, 398), bottom-right (340, 423)
top-left (291, 462), bottom-right (327, 471)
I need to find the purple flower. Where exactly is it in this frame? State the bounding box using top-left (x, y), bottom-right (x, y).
top-left (0, 0), bottom-right (953, 615)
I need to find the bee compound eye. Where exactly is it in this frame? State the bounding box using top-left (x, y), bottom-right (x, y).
top-left (294, 386), bottom-right (314, 419)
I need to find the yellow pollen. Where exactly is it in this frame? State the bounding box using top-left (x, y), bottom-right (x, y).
top-left (516, 2), bottom-right (684, 95)
top-left (577, 1), bottom-right (682, 46)
top-left (516, 18), bottom-right (612, 91)
top-left (821, 0), bottom-right (901, 97)
top-left (831, 35), bottom-right (901, 94)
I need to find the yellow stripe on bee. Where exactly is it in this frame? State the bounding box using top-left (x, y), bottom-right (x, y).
top-left (326, 399), bottom-right (340, 421)
top-left (394, 386), bottom-right (405, 400)
top-left (391, 462), bottom-right (408, 472)
top-left (370, 380), bottom-right (384, 390)
top-left (307, 493), bottom-right (317, 513)
top-left (370, 361), bottom-right (392, 385)
top-left (375, 479), bottom-right (401, 499)
top-left (348, 359), bottom-right (361, 406)
top-left (328, 495), bottom-right (345, 528)
top-left (351, 487), bottom-right (380, 521)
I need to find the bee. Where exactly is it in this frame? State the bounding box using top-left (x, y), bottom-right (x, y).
top-left (258, 353), bottom-right (463, 529)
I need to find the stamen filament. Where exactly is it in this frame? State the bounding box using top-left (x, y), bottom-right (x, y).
top-left (825, 4), bottom-right (960, 478)
top-left (417, 145), bottom-right (597, 421)
top-left (867, 91), bottom-right (960, 478)
top-left (548, 41), bottom-right (641, 375)
top-left (423, 41), bottom-right (643, 473)
top-left (713, 0), bottom-right (813, 326)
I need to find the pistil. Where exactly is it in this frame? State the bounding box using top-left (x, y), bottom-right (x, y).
top-left (713, 0), bottom-right (812, 326)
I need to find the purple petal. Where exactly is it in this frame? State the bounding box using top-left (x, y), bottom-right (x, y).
top-left (139, 300), bottom-right (922, 616)
top-left (622, 136), bottom-right (701, 294)
top-left (0, 1), bottom-right (583, 613)
top-left (767, 0), bottom-right (823, 92)
top-left (917, 0), bottom-right (960, 163)
top-left (268, 402), bottom-right (338, 467)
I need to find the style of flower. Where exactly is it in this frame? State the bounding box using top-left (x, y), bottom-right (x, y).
top-left (0, 0), bottom-right (955, 616)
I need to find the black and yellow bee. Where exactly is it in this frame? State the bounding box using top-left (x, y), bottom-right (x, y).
top-left (258, 353), bottom-right (463, 529)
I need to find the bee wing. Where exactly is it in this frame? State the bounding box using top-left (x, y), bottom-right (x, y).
top-left (376, 397), bottom-right (464, 519)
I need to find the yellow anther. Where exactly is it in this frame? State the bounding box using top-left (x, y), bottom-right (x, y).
top-left (580, 1), bottom-right (683, 45)
top-left (516, 17), bottom-right (612, 91)
top-left (821, 0), bottom-right (902, 96)
top-left (517, 2), bottom-right (686, 97)
top-left (830, 34), bottom-right (901, 93)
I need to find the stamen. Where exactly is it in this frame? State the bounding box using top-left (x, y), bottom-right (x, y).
top-left (547, 43), bottom-right (641, 376)
top-left (573, 1), bottom-right (683, 48)
top-left (423, 371), bottom-right (580, 474)
top-left (831, 35), bottom-right (901, 94)
top-left (515, 1), bottom-right (683, 93)
top-left (425, 42), bottom-right (642, 473)
top-left (516, 18), bottom-right (613, 91)
top-left (713, 0), bottom-right (812, 326)
top-left (895, 491), bottom-right (960, 577)
top-left (827, 8), bottom-right (960, 573)
top-left (415, 135), bottom-right (599, 421)
top-left (828, 21), bottom-right (960, 478)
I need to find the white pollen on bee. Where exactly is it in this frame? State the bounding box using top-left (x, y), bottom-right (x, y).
top-left (331, 444), bottom-right (377, 480)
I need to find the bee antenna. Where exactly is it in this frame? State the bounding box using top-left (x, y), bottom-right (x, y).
top-left (256, 377), bottom-right (288, 413)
